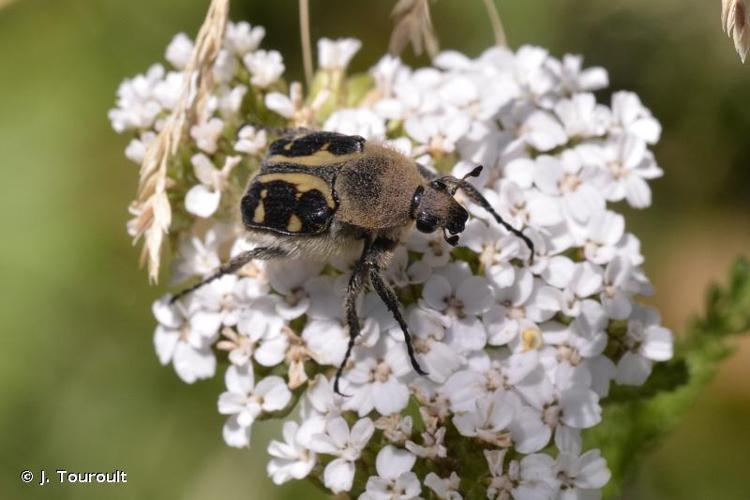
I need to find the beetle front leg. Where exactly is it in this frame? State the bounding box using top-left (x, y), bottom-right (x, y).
top-left (365, 237), bottom-right (428, 376)
top-left (369, 266), bottom-right (427, 375)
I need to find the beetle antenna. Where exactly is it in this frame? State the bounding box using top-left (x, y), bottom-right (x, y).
top-left (439, 170), bottom-right (535, 263)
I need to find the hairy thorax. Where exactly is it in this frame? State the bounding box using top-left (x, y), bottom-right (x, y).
top-left (334, 142), bottom-right (423, 231)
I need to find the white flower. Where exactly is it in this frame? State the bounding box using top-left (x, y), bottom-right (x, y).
top-left (483, 268), bottom-right (558, 347)
top-left (386, 246), bottom-right (432, 287)
top-left (601, 256), bottom-right (640, 320)
top-left (266, 259), bottom-right (325, 320)
top-left (165, 32), bottom-right (193, 70)
top-left (212, 49), bottom-right (237, 84)
top-left (600, 135), bottom-right (662, 208)
top-left (405, 111), bottom-right (471, 154)
top-left (551, 436), bottom-right (611, 499)
top-left (579, 210), bottom-right (625, 265)
top-left (318, 37), bottom-right (362, 71)
top-left (545, 261), bottom-right (604, 317)
top-left (309, 417), bottom-right (375, 493)
top-left (609, 91), bottom-right (661, 144)
top-left (452, 391), bottom-right (516, 446)
top-left (424, 472), bottom-right (462, 500)
top-left (190, 117), bottom-right (225, 154)
top-left (184, 154), bottom-right (240, 218)
top-left (532, 152), bottom-right (606, 225)
top-left (616, 305), bottom-right (673, 385)
top-left (192, 272), bottom-right (262, 327)
top-left (405, 424), bottom-right (447, 459)
top-left (325, 108), bottom-right (387, 139)
top-left (518, 110), bottom-right (567, 152)
top-left (225, 21), bottom-right (265, 56)
top-left (171, 227), bottom-right (222, 282)
top-left (124, 131), bottom-right (156, 164)
top-left (548, 54), bottom-right (609, 94)
top-left (302, 276), bottom-right (350, 366)
top-left (403, 306), bottom-right (462, 383)
top-left (218, 366), bottom-right (291, 448)
top-left (554, 93), bottom-right (610, 139)
top-left (234, 125), bottom-right (267, 155)
top-left (267, 421), bottom-right (316, 484)
top-left (153, 296), bottom-right (218, 383)
top-left (243, 49), bottom-right (285, 88)
top-left (109, 64), bottom-right (166, 132)
top-left (343, 336), bottom-right (413, 417)
top-left (421, 262), bottom-right (493, 354)
top-left (484, 449), bottom-right (556, 500)
top-left (405, 230), bottom-right (453, 268)
top-left (512, 45), bottom-right (556, 103)
top-left (360, 446), bottom-right (420, 500)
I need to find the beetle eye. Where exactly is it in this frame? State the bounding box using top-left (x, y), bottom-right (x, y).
top-left (416, 213), bottom-right (438, 233)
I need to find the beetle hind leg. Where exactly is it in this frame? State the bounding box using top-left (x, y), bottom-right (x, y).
top-left (169, 246), bottom-right (288, 304)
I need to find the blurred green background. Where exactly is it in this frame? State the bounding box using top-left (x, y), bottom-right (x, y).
top-left (1, 0), bottom-right (748, 498)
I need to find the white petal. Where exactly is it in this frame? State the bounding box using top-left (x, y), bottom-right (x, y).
top-left (559, 388), bottom-right (601, 428)
top-left (185, 184), bottom-right (221, 218)
top-left (350, 417), bottom-right (375, 450)
top-left (524, 111), bottom-right (567, 151)
top-left (575, 449), bottom-right (611, 489)
top-left (457, 276), bottom-right (494, 314)
top-left (154, 327), bottom-right (178, 365)
top-left (256, 376), bottom-right (292, 412)
top-left (324, 458), bottom-right (355, 493)
top-left (172, 342), bottom-right (215, 383)
top-left (373, 378), bottom-right (410, 416)
top-left (641, 326), bottom-right (673, 361)
top-left (448, 317), bottom-right (487, 353)
top-left (615, 351), bottom-right (652, 385)
top-left (225, 364), bottom-right (255, 394)
top-left (265, 92), bottom-right (295, 118)
top-left (423, 341), bottom-right (463, 383)
top-left (625, 174), bottom-right (652, 208)
top-left (375, 445), bottom-right (416, 480)
top-left (422, 275), bottom-right (452, 311)
top-left (511, 406), bottom-right (550, 453)
top-left (222, 415), bottom-right (252, 448)
top-left (254, 334), bottom-right (289, 367)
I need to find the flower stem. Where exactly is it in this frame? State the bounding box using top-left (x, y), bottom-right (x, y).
top-left (481, 0), bottom-right (507, 47)
top-left (299, 0), bottom-right (314, 87)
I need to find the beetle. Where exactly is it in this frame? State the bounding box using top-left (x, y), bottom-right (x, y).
top-left (172, 130), bottom-right (534, 394)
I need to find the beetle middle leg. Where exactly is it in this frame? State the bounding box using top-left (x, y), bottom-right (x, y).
top-left (170, 246), bottom-right (288, 304)
top-left (334, 236), bottom-right (428, 395)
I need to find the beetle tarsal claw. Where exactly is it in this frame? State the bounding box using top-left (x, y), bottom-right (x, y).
top-left (443, 229), bottom-right (459, 246)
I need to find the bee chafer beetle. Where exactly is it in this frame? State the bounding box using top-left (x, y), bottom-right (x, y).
top-left (172, 130), bottom-right (534, 394)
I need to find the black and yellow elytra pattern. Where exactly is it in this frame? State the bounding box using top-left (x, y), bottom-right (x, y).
top-left (240, 132), bottom-right (366, 235)
top-left (264, 131), bottom-right (365, 168)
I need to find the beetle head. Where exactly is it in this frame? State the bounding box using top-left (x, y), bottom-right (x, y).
top-left (411, 180), bottom-right (469, 245)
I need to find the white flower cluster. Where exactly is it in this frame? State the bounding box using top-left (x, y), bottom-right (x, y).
top-left (111, 21), bottom-right (673, 500)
